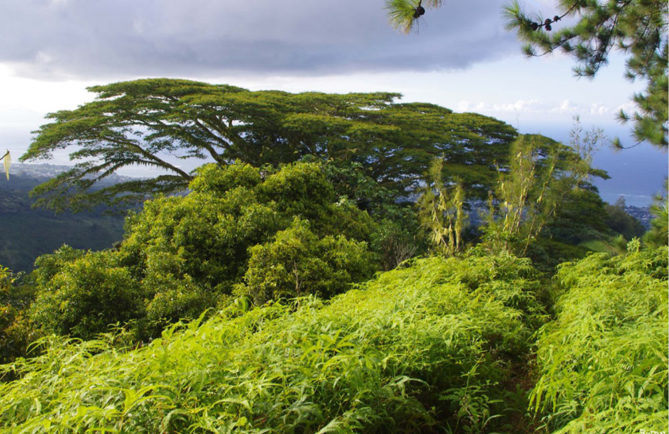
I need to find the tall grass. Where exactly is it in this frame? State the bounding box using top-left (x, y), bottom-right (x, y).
top-left (531, 245), bottom-right (668, 433)
top-left (0, 252), bottom-right (544, 433)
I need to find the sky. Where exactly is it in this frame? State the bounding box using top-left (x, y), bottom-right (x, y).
top-left (0, 0), bottom-right (666, 205)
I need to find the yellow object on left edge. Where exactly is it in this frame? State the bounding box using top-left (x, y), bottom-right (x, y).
top-left (1, 151), bottom-right (10, 180)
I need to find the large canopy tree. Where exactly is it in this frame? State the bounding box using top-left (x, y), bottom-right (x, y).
top-left (387, 0), bottom-right (668, 148)
top-left (21, 78), bottom-right (518, 211)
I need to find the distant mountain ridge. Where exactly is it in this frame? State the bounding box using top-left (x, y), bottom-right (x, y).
top-left (11, 163), bottom-right (75, 180)
top-left (0, 163), bottom-right (128, 272)
top-left (11, 163), bottom-right (137, 183)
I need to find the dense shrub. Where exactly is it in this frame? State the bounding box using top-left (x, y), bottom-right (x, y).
top-left (542, 187), bottom-right (609, 245)
top-left (238, 218), bottom-right (375, 304)
top-left (120, 161), bottom-right (374, 289)
top-left (604, 198), bottom-right (646, 240)
top-left (29, 251), bottom-right (145, 340)
top-left (0, 253), bottom-right (545, 432)
top-left (141, 274), bottom-right (222, 339)
top-left (120, 186), bottom-right (281, 292)
top-left (643, 186), bottom-right (668, 247)
top-left (531, 245), bottom-right (668, 432)
top-left (0, 267), bottom-right (40, 364)
top-left (188, 161), bottom-right (263, 194)
top-left (30, 245), bottom-right (86, 289)
top-left (320, 159), bottom-right (426, 269)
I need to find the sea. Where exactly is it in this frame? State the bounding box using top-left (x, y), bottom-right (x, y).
top-left (522, 123), bottom-right (667, 207)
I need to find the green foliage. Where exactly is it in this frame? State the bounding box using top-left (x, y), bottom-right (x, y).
top-left (522, 118), bottom-right (646, 268)
top-left (143, 277), bottom-right (221, 339)
top-left (534, 189), bottom-right (646, 271)
top-left (0, 310), bottom-right (37, 368)
top-left (188, 160), bottom-right (262, 194)
top-left (0, 267), bottom-right (40, 365)
top-left (531, 246), bottom-right (668, 432)
top-left (505, 0), bottom-right (668, 147)
top-left (21, 78), bottom-right (518, 211)
top-left (238, 218), bottom-right (375, 305)
top-left (320, 159), bottom-right (425, 269)
top-left (257, 161), bottom-right (335, 222)
top-left (482, 135), bottom-right (561, 256)
top-left (30, 250), bottom-right (145, 340)
top-left (30, 245), bottom-right (86, 288)
top-left (0, 252), bottom-right (545, 432)
top-left (604, 197), bottom-right (647, 240)
top-left (371, 215), bottom-right (424, 270)
top-left (27, 161), bottom-right (378, 339)
top-left (121, 185), bottom-right (280, 293)
top-left (524, 238), bottom-right (590, 275)
top-left (545, 187), bottom-right (609, 244)
top-left (643, 180), bottom-right (668, 247)
top-left (418, 157), bottom-right (467, 256)
top-left (482, 133), bottom-right (610, 260)
top-left (121, 161), bottom-right (374, 292)
top-left (537, 118), bottom-right (614, 253)
top-left (386, 0), bottom-right (443, 33)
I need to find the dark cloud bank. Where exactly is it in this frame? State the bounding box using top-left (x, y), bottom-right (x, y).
top-left (1, 0), bottom-right (518, 79)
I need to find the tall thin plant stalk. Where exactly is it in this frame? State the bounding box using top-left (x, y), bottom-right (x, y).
top-left (484, 136), bottom-right (559, 255)
top-left (418, 157), bottom-right (467, 257)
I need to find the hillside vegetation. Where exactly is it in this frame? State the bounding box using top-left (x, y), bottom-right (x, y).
top-left (532, 245), bottom-right (668, 432)
top-left (1, 247), bottom-right (666, 432)
top-left (0, 253), bottom-right (545, 432)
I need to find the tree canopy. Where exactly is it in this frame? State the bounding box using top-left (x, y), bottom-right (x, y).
top-left (387, 0), bottom-right (668, 148)
top-left (21, 78), bottom-right (518, 211)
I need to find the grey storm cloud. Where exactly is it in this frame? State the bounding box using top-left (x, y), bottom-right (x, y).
top-left (0, 0), bottom-right (519, 79)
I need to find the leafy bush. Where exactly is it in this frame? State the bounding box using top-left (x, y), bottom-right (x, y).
top-left (30, 244), bottom-right (86, 288)
top-left (531, 246), bottom-right (668, 432)
top-left (121, 186), bottom-right (281, 293)
top-left (238, 218), bottom-right (375, 304)
top-left (644, 183), bottom-right (668, 247)
top-left (188, 161), bottom-right (263, 194)
top-left (120, 162), bottom-right (375, 292)
top-left (371, 216), bottom-right (422, 270)
top-left (30, 251), bottom-right (145, 340)
top-left (604, 198), bottom-right (646, 241)
top-left (542, 187), bottom-right (609, 245)
top-left (319, 159), bottom-right (426, 269)
top-left (0, 253), bottom-right (545, 432)
top-left (0, 267), bottom-right (40, 364)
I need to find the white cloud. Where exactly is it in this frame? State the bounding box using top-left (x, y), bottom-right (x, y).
top-left (451, 96), bottom-right (630, 129)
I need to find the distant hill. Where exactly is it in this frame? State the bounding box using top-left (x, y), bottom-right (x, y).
top-left (0, 164), bottom-right (128, 272)
top-left (624, 205), bottom-right (652, 230)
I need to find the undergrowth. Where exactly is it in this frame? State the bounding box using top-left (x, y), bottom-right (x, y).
top-left (0, 252), bottom-right (545, 433)
top-left (531, 245), bottom-right (668, 433)
top-left (2, 247), bottom-right (665, 432)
